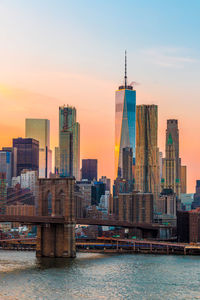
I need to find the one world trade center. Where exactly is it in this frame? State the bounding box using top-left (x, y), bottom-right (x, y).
top-left (115, 52), bottom-right (136, 178)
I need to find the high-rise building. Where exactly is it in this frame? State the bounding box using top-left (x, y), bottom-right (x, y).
top-left (162, 120), bottom-right (181, 198)
top-left (135, 105), bottom-right (160, 203)
top-left (2, 147), bottom-right (17, 178)
top-left (192, 180), bottom-right (200, 209)
top-left (157, 188), bottom-right (177, 217)
top-left (181, 165), bottom-right (187, 194)
top-left (0, 150), bottom-right (12, 186)
top-left (13, 138), bottom-right (39, 176)
top-left (122, 147), bottom-right (133, 181)
top-left (82, 159), bottom-right (97, 181)
top-left (113, 191), bottom-right (153, 224)
top-left (59, 105), bottom-right (80, 179)
top-left (91, 181), bottom-right (106, 206)
top-left (0, 173), bottom-right (7, 214)
top-left (115, 52), bottom-right (136, 178)
top-left (25, 119), bottom-right (51, 178)
top-left (54, 147), bottom-right (60, 174)
top-left (99, 176), bottom-right (111, 192)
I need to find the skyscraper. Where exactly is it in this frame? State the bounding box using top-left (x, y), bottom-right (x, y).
top-left (181, 165), bottom-right (187, 194)
top-left (13, 138), bottom-right (39, 176)
top-left (135, 105), bottom-right (160, 202)
top-left (59, 105), bottom-right (80, 179)
top-left (162, 120), bottom-right (181, 198)
top-left (54, 147), bottom-right (60, 174)
top-left (82, 159), bottom-right (97, 181)
top-left (115, 52), bottom-right (136, 178)
top-left (0, 150), bottom-right (12, 186)
top-left (122, 147), bottom-right (133, 181)
top-left (25, 119), bottom-right (51, 178)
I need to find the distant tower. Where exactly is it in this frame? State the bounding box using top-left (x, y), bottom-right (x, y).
top-left (82, 159), bottom-right (97, 181)
top-left (135, 105), bottom-right (160, 203)
top-left (162, 120), bottom-right (181, 198)
top-left (25, 119), bottom-right (51, 178)
top-left (115, 51), bottom-right (136, 178)
top-left (59, 106), bottom-right (80, 179)
top-left (13, 138), bottom-right (39, 176)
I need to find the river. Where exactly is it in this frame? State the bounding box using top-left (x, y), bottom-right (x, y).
top-left (0, 251), bottom-right (200, 299)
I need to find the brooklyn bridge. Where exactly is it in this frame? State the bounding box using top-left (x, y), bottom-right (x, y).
top-left (0, 178), bottom-right (171, 258)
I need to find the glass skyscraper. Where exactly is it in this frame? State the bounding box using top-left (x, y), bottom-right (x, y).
top-left (115, 53), bottom-right (136, 178)
top-left (59, 105), bottom-right (80, 179)
top-left (25, 119), bottom-right (52, 178)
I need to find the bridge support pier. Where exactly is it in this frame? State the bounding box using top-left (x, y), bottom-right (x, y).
top-left (36, 223), bottom-right (76, 258)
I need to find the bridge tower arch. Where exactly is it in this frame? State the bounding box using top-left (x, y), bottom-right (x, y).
top-left (36, 177), bottom-right (76, 258)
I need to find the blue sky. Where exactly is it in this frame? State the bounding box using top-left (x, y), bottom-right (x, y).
top-left (0, 0), bottom-right (200, 191)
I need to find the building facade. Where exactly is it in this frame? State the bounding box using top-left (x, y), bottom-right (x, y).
top-left (0, 173), bottom-right (7, 214)
top-left (59, 105), bottom-right (80, 180)
top-left (162, 120), bottom-right (181, 199)
top-left (13, 138), bottom-right (39, 176)
top-left (82, 159), bottom-right (97, 181)
top-left (0, 151), bottom-right (12, 186)
top-left (113, 192), bottom-right (153, 224)
top-left (135, 105), bottom-right (160, 203)
top-left (181, 165), bottom-right (187, 194)
top-left (115, 53), bottom-right (136, 178)
top-left (25, 119), bottom-right (52, 178)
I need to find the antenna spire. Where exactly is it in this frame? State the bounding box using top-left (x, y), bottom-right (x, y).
top-left (125, 50), bottom-right (127, 88)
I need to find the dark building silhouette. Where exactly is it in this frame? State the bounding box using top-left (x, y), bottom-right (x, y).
top-left (177, 208), bottom-right (200, 243)
top-left (91, 181), bottom-right (105, 206)
top-left (122, 147), bottom-right (133, 181)
top-left (13, 138), bottom-right (39, 176)
top-left (192, 180), bottom-right (200, 209)
top-left (82, 159), bottom-right (97, 181)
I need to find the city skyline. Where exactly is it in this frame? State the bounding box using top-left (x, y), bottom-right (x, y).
top-left (1, 1), bottom-right (200, 192)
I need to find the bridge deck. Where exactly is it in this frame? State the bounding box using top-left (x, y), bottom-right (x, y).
top-left (0, 215), bottom-right (173, 229)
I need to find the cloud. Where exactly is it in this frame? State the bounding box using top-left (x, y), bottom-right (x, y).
top-left (142, 47), bottom-right (198, 68)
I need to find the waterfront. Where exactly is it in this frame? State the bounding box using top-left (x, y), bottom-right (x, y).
top-left (0, 252), bottom-right (200, 299)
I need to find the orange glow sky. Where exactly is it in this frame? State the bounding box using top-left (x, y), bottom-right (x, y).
top-left (1, 1), bottom-right (200, 193)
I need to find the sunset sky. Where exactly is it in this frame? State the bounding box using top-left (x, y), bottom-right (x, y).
top-left (0, 0), bottom-right (200, 192)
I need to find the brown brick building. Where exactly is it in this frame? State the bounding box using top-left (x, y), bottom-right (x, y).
top-left (177, 208), bottom-right (200, 243)
top-left (113, 192), bottom-right (153, 224)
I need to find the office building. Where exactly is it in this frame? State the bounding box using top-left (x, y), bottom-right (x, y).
top-left (76, 179), bottom-right (93, 208)
top-left (13, 138), bottom-right (39, 176)
top-left (59, 105), bottom-right (80, 179)
top-left (192, 180), bottom-right (200, 209)
top-left (2, 147), bottom-right (17, 178)
top-left (82, 159), bottom-right (97, 181)
top-left (135, 105), bottom-right (160, 202)
top-left (20, 169), bottom-right (38, 197)
top-left (0, 150), bottom-right (12, 186)
top-left (162, 120), bottom-right (181, 199)
top-left (0, 173), bottom-right (7, 214)
top-left (99, 176), bottom-right (111, 192)
top-left (177, 208), bottom-right (200, 243)
top-left (91, 181), bottom-right (106, 206)
top-left (156, 189), bottom-right (176, 217)
top-left (54, 147), bottom-right (60, 174)
top-left (181, 193), bottom-right (194, 211)
top-left (122, 147), bottom-right (133, 181)
top-left (181, 165), bottom-right (187, 194)
top-left (115, 52), bottom-right (136, 178)
top-left (25, 119), bottom-right (52, 178)
top-left (113, 192), bottom-right (153, 224)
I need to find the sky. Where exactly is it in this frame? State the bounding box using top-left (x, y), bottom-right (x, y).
top-left (0, 0), bottom-right (200, 192)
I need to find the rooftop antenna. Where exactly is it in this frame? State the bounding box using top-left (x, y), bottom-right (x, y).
top-left (125, 50), bottom-right (127, 88)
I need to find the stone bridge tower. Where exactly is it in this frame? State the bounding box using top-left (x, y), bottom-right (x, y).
top-left (36, 177), bottom-right (76, 258)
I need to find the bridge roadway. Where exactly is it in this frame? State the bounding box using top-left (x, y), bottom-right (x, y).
top-left (0, 215), bottom-right (171, 230)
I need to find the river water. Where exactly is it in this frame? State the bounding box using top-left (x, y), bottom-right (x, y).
top-left (0, 251), bottom-right (200, 299)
